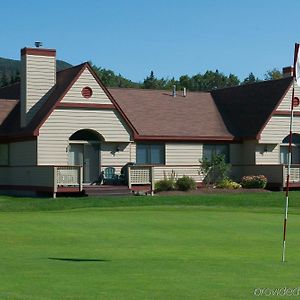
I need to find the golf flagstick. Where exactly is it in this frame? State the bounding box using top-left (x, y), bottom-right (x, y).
top-left (282, 43), bottom-right (300, 262)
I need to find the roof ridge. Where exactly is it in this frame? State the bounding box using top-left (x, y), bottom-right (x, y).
top-left (56, 62), bottom-right (87, 75)
top-left (212, 76), bottom-right (293, 93)
top-left (108, 86), bottom-right (211, 94)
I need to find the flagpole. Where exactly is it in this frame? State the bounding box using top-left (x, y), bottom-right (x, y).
top-left (282, 43), bottom-right (299, 262)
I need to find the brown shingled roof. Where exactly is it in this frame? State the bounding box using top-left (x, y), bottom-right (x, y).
top-left (0, 82), bottom-right (20, 100)
top-left (109, 88), bottom-right (234, 141)
top-left (0, 62), bottom-right (294, 142)
top-left (211, 77), bottom-right (293, 139)
top-left (0, 99), bottom-right (18, 127)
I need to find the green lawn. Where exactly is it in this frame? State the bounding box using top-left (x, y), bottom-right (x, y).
top-left (1, 193), bottom-right (300, 299)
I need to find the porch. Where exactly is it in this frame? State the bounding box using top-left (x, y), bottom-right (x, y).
top-left (1, 164), bottom-right (299, 197)
top-left (0, 166), bottom-right (83, 197)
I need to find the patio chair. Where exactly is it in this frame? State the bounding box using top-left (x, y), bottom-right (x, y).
top-left (103, 167), bottom-right (118, 185)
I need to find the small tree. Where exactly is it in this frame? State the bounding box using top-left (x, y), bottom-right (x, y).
top-left (264, 68), bottom-right (282, 81)
top-left (199, 154), bottom-right (231, 185)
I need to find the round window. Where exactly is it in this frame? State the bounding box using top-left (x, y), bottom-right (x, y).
top-left (81, 86), bottom-right (93, 99)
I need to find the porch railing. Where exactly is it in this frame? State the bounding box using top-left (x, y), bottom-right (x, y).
top-left (55, 166), bottom-right (83, 188)
top-left (283, 165), bottom-right (300, 185)
top-left (128, 165), bottom-right (155, 194)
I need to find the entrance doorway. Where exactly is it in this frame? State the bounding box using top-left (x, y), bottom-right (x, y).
top-left (69, 144), bottom-right (99, 183)
top-left (68, 129), bottom-right (102, 183)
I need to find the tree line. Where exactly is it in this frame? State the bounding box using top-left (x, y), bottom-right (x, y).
top-left (87, 63), bottom-right (284, 91)
top-left (0, 61), bottom-right (284, 91)
top-left (0, 70), bottom-right (20, 87)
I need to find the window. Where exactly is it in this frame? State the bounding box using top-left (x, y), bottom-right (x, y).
top-left (0, 144), bottom-right (8, 165)
top-left (203, 144), bottom-right (229, 163)
top-left (136, 143), bottom-right (165, 164)
top-left (280, 146), bottom-right (300, 164)
top-left (280, 134), bottom-right (300, 164)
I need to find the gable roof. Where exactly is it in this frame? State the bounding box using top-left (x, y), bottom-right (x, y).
top-left (109, 88), bottom-right (235, 141)
top-left (211, 77), bottom-right (293, 139)
top-left (0, 63), bottom-right (87, 138)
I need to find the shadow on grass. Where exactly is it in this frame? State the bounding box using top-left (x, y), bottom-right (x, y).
top-left (48, 257), bottom-right (110, 262)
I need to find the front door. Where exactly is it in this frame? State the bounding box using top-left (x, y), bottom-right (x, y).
top-left (69, 143), bottom-right (99, 183)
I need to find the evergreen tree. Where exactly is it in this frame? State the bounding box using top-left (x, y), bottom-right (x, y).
top-left (242, 72), bottom-right (259, 85)
top-left (226, 74), bottom-right (240, 87)
top-left (143, 71), bottom-right (159, 89)
top-left (0, 73), bottom-right (9, 87)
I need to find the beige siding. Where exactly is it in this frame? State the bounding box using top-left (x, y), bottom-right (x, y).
top-left (20, 58), bottom-right (26, 127)
top-left (0, 144), bottom-right (9, 165)
top-left (242, 140), bottom-right (256, 165)
top-left (9, 140), bottom-right (37, 166)
top-left (21, 54), bottom-right (56, 126)
top-left (101, 142), bottom-right (134, 173)
top-left (230, 144), bottom-right (243, 164)
top-left (166, 143), bottom-right (202, 165)
top-left (38, 108), bottom-right (131, 165)
top-left (154, 166), bottom-right (203, 182)
top-left (0, 166), bottom-right (53, 186)
top-left (276, 84), bottom-right (300, 111)
top-left (260, 116), bottom-right (300, 143)
top-left (166, 143), bottom-right (243, 165)
top-left (61, 68), bottom-right (111, 104)
top-left (255, 144), bottom-right (279, 164)
top-left (130, 143), bottom-right (136, 163)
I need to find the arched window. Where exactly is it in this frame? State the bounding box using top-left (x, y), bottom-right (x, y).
top-left (280, 134), bottom-right (300, 164)
top-left (69, 129), bottom-right (103, 142)
top-left (282, 133), bottom-right (300, 144)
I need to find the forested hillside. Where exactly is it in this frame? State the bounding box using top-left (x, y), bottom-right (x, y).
top-left (0, 56), bottom-right (283, 91)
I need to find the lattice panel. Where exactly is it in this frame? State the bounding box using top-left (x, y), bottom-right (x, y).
top-left (290, 168), bottom-right (300, 182)
top-left (130, 168), bottom-right (151, 184)
top-left (57, 167), bottom-right (79, 185)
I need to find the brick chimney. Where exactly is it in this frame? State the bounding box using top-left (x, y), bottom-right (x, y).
top-left (20, 47), bottom-right (56, 127)
top-left (282, 66), bottom-right (294, 78)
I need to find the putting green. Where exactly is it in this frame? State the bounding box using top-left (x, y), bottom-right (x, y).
top-left (0, 206), bottom-right (299, 299)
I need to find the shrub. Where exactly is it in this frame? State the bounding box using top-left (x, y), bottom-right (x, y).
top-left (216, 178), bottom-right (241, 189)
top-left (199, 154), bottom-right (231, 185)
top-left (155, 178), bottom-right (175, 192)
top-left (175, 176), bottom-right (197, 191)
top-left (241, 175), bottom-right (267, 189)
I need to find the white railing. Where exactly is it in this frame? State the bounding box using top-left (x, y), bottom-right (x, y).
top-left (283, 165), bottom-right (300, 184)
top-left (55, 166), bottom-right (82, 186)
top-left (128, 165), bottom-right (155, 193)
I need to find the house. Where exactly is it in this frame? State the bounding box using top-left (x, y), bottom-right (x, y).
top-left (0, 47), bottom-right (299, 197)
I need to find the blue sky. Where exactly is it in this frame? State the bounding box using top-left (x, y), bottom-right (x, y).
top-left (1, 0), bottom-right (299, 82)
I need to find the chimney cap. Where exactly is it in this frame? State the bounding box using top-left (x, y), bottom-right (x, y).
top-left (21, 47), bottom-right (56, 57)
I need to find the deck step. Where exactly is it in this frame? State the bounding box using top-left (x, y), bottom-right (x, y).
top-left (83, 185), bottom-right (133, 196)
